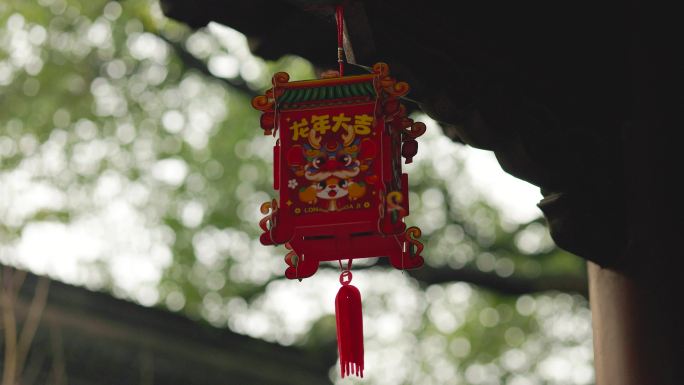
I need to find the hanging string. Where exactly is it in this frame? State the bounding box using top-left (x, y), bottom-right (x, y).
top-left (338, 258), bottom-right (353, 272)
top-left (335, 5), bottom-right (345, 76)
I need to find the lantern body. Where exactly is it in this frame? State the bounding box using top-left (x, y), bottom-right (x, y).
top-left (254, 63), bottom-right (425, 280)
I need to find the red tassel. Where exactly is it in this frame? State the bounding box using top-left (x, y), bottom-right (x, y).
top-left (335, 271), bottom-right (364, 378)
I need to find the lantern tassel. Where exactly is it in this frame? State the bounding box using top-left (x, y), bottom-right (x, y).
top-left (335, 271), bottom-right (364, 378)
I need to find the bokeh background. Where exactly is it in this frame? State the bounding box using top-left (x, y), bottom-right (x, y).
top-left (0, 0), bottom-right (592, 384)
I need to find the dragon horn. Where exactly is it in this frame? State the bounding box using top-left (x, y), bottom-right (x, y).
top-left (308, 128), bottom-right (322, 149)
top-left (342, 124), bottom-right (355, 147)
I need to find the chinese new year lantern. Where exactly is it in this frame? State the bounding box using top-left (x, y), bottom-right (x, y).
top-left (252, 7), bottom-right (426, 379)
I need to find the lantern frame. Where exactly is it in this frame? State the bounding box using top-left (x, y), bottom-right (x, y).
top-left (254, 63), bottom-right (425, 280)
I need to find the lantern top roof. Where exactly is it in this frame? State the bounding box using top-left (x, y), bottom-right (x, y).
top-left (276, 73), bottom-right (375, 89)
top-left (275, 75), bottom-right (376, 109)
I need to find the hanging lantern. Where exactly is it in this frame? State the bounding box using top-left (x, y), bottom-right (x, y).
top-left (253, 63), bottom-right (426, 274)
top-left (253, 63), bottom-right (426, 377)
top-left (252, 6), bottom-right (425, 379)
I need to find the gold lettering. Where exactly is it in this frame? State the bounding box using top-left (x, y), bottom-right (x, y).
top-left (331, 113), bottom-right (352, 133)
top-left (353, 114), bottom-right (373, 135)
top-left (311, 114), bottom-right (331, 135)
top-left (290, 118), bottom-right (310, 141)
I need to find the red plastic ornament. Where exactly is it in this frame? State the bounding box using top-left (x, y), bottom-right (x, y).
top-left (253, 63), bottom-right (426, 377)
top-left (253, 64), bottom-right (425, 277)
top-left (252, 7), bottom-right (425, 378)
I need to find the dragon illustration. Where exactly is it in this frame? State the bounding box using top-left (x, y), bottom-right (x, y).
top-left (287, 124), bottom-right (376, 212)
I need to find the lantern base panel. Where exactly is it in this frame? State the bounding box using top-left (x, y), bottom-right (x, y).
top-left (283, 230), bottom-right (423, 280)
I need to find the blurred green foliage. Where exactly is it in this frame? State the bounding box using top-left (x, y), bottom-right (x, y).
top-left (0, 0), bottom-right (592, 384)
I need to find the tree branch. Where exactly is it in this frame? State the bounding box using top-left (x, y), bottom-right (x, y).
top-left (159, 35), bottom-right (259, 98)
top-left (2, 267), bottom-right (19, 385)
top-left (16, 277), bottom-right (50, 378)
top-left (322, 259), bottom-right (588, 297)
top-left (406, 263), bottom-right (588, 297)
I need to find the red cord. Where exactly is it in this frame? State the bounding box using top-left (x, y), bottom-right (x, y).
top-left (335, 5), bottom-right (345, 76)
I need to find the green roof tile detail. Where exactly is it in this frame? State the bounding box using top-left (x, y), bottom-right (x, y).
top-left (277, 81), bottom-right (376, 108)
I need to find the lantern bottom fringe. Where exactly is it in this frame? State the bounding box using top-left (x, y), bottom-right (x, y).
top-left (341, 361), bottom-right (364, 378)
top-left (336, 281), bottom-right (364, 378)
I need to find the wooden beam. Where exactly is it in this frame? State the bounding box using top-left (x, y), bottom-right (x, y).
top-left (6, 269), bottom-right (333, 385)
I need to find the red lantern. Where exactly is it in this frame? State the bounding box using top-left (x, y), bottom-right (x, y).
top-left (253, 63), bottom-right (426, 377)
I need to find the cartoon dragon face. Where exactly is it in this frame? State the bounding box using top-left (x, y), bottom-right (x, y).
top-left (288, 125), bottom-right (374, 181)
top-left (304, 140), bottom-right (361, 182)
top-left (288, 125), bottom-right (376, 210)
